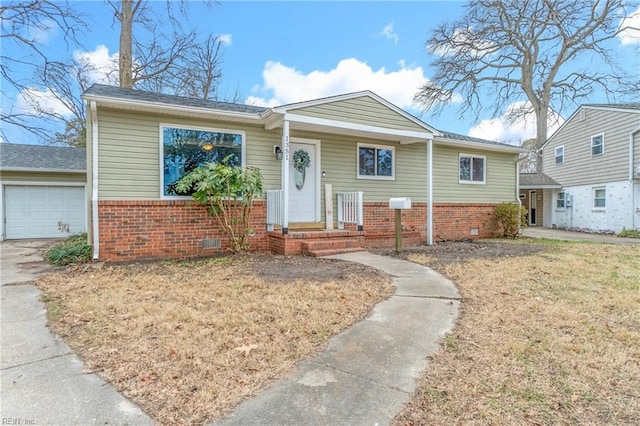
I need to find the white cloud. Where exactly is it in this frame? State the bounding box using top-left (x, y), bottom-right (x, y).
top-left (247, 58), bottom-right (427, 109)
top-left (27, 18), bottom-right (57, 44)
top-left (618, 6), bottom-right (640, 45)
top-left (219, 33), bottom-right (232, 45)
top-left (468, 101), bottom-right (564, 145)
top-left (381, 23), bottom-right (399, 45)
top-left (16, 87), bottom-right (74, 118)
top-left (73, 45), bottom-right (119, 85)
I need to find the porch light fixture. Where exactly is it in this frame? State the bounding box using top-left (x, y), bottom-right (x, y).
top-left (202, 142), bottom-right (214, 151)
top-left (274, 145), bottom-right (283, 160)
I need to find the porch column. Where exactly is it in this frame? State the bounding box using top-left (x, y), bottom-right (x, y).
top-left (281, 119), bottom-right (290, 234)
top-left (427, 138), bottom-right (433, 245)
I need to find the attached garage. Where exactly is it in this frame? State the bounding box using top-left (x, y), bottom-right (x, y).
top-left (1, 144), bottom-right (87, 241)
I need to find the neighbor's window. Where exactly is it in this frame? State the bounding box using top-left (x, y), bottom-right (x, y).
top-left (555, 146), bottom-right (564, 164)
top-left (593, 187), bottom-right (606, 209)
top-left (459, 154), bottom-right (485, 183)
top-left (591, 134), bottom-right (604, 156)
top-left (556, 191), bottom-right (566, 209)
top-left (162, 125), bottom-right (243, 196)
top-left (357, 143), bottom-right (394, 179)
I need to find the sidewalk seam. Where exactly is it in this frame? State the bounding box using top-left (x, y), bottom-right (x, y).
top-left (1, 351), bottom-right (73, 371)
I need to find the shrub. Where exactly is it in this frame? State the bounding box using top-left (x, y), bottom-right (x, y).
top-left (44, 233), bottom-right (92, 266)
top-left (174, 157), bottom-right (263, 253)
top-left (494, 202), bottom-right (527, 238)
top-left (618, 229), bottom-right (640, 239)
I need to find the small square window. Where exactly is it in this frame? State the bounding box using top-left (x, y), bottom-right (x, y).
top-left (591, 134), bottom-right (604, 156)
top-left (555, 146), bottom-right (564, 164)
top-left (556, 191), bottom-right (566, 209)
top-left (357, 144), bottom-right (395, 179)
top-left (593, 187), bottom-right (606, 209)
top-left (459, 154), bottom-right (485, 184)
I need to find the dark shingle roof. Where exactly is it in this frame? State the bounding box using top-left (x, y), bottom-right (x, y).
top-left (519, 173), bottom-right (561, 187)
top-left (83, 84), bottom-right (268, 115)
top-left (583, 103), bottom-right (640, 110)
top-left (438, 130), bottom-right (522, 149)
top-left (0, 143), bottom-right (86, 171)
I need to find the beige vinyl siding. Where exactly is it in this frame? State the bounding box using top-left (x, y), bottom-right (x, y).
top-left (634, 131), bottom-right (640, 173)
top-left (96, 108), bottom-right (282, 200)
top-left (0, 171), bottom-right (86, 184)
top-left (433, 145), bottom-right (517, 203)
top-left (292, 96), bottom-right (427, 132)
top-left (543, 108), bottom-right (640, 186)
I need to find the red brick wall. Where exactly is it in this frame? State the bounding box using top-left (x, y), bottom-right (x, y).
top-left (97, 200), bottom-right (501, 261)
top-left (97, 200), bottom-right (269, 262)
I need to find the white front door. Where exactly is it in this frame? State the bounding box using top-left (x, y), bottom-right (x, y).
top-left (289, 141), bottom-right (318, 222)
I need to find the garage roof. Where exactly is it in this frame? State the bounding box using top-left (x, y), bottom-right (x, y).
top-left (0, 144), bottom-right (86, 172)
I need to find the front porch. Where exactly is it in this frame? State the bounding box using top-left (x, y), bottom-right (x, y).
top-left (268, 228), bottom-right (365, 256)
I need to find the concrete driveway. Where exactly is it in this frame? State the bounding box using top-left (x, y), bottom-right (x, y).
top-left (522, 227), bottom-right (640, 245)
top-left (0, 239), bottom-right (152, 424)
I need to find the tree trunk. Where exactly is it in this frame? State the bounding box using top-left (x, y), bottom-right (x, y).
top-left (119, 0), bottom-right (134, 88)
top-left (535, 103), bottom-right (549, 174)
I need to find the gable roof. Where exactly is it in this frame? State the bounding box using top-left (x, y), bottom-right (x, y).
top-left (0, 143), bottom-right (86, 172)
top-left (542, 103), bottom-right (640, 149)
top-left (82, 84), bottom-right (523, 152)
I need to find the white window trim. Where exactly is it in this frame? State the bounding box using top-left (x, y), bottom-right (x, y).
top-left (592, 186), bottom-right (606, 210)
top-left (555, 145), bottom-right (564, 164)
top-left (356, 142), bottom-right (396, 180)
top-left (159, 123), bottom-right (246, 200)
top-left (556, 191), bottom-right (566, 210)
top-left (591, 133), bottom-right (604, 157)
top-left (458, 153), bottom-right (486, 184)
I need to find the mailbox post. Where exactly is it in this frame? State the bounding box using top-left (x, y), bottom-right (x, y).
top-left (389, 197), bottom-right (411, 253)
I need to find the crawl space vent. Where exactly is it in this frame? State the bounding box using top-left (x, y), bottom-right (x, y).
top-left (202, 238), bottom-right (222, 249)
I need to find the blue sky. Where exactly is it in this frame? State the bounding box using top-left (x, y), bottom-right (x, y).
top-left (3, 0), bottom-right (640, 145)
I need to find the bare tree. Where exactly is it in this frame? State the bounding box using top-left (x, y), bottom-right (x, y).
top-left (175, 34), bottom-right (224, 100)
top-left (416, 0), bottom-right (640, 171)
top-left (0, 0), bottom-right (86, 141)
top-left (519, 139), bottom-right (539, 173)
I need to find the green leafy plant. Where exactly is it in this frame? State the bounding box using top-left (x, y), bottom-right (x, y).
top-left (293, 149), bottom-right (310, 172)
top-left (618, 229), bottom-right (640, 239)
top-left (174, 157), bottom-right (263, 253)
top-left (493, 202), bottom-right (527, 238)
top-left (44, 233), bottom-right (92, 266)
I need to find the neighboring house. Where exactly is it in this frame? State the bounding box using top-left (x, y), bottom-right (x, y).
top-left (83, 84), bottom-right (524, 262)
top-left (534, 104), bottom-right (640, 232)
top-left (0, 144), bottom-right (87, 240)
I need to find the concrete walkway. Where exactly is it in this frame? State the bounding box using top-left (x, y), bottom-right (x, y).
top-left (214, 251), bottom-right (460, 426)
top-left (522, 227), bottom-right (640, 245)
top-left (0, 240), bottom-right (152, 425)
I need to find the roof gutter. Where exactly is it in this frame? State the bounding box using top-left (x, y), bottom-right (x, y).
top-left (0, 167), bottom-right (86, 173)
top-left (90, 101), bottom-right (100, 260)
top-left (629, 125), bottom-right (640, 230)
top-left (435, 137), bottom-right (527, 154)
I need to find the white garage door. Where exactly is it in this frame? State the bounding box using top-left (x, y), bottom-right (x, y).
top-left (4, 185), bottom-right (85, 239)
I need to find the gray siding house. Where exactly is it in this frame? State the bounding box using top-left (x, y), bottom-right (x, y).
top-left (538, 104), bottom-right (640, 232)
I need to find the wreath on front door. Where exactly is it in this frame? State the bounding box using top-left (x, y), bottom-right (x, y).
top-left (293, 149), bottom-right (311, 173)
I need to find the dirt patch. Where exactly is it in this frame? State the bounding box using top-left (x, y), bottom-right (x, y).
top-left (37, 254), bottom-right (393, 425)
top-left (373, 239), bottom-right (547, 269)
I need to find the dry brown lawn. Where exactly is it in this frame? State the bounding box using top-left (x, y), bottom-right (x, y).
top-left (393, 241), bottom-right (640, 425)
top-left (37, 254), bottom-right (393, 425)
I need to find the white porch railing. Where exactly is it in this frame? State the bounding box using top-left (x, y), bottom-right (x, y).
top-left (266, 189), bottom-right (284, 231)
top-left (337, 191), bottom-right (364, 231)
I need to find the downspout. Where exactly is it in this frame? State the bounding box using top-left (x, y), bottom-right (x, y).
top-left (515, 154), bottom-right (528, 232)
top-left (629, 126), bottom-right (640, 229)
top-left (90, 101), bottom-right (100, 260)
top-left (427, 138), bottom-right (433, 245)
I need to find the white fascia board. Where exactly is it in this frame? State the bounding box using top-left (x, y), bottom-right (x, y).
top-left (82, 95), bottom-right (263, 123)
top-left (283, 112), bottom-right (434, 142)
top-left (272, 91), bottom-right (442, 135)
top-left (0, 167), bottom-right (86, 173)
top-left (435, 137), bottom-right (526, 153)
top-left (520, 184), bottom-right (562, 189)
